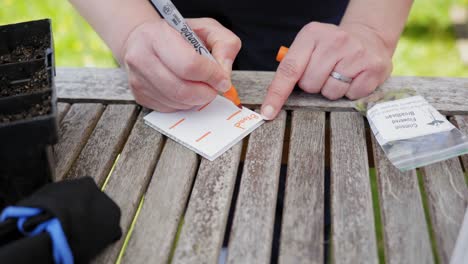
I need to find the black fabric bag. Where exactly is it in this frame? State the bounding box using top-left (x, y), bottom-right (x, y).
top-left (0, 177), bottom-right (122, 264)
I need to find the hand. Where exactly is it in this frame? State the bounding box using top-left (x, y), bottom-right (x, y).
top-left (123, 18), bottom-right (241, 112)
top-left (261, 22), bottom-right (393, 120)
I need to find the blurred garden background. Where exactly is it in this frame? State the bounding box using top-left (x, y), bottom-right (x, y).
top-left (1, 0), bottom-right (468, 76)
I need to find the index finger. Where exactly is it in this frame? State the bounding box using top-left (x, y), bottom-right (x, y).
top-left (261, 35), bottom-right (315, 120)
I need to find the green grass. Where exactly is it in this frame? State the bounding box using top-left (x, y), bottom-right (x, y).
top-left (2, 0), bottom-right (468, 76)
top-left (393, 0), bottom-right (468, 76)
top-left (0, 0), bottom-right (116, 67)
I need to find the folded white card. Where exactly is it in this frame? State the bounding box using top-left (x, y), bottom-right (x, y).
top-left (144, 95), bottom-right (265, 161)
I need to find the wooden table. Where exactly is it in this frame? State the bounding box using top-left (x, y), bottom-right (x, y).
top-left (55, 68), bottom-right (468, 264)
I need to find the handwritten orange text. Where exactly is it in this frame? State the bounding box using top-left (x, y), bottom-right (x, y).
top-left (234, 114), bottom-right (259, 130)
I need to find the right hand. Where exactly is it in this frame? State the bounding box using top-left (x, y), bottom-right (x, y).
top-left (122, 18), bottom-right (242, 112)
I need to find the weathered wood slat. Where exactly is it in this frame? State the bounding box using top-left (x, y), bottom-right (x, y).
top-left (54, 103), bottom-right (104, 181)
top-left (371, 136), bottom-right (434, 264)
top-left (57, 68), bottom-right (468, 114)
top-left (330, 112), bottom-right (378, 264)
top-left (420, 158), bottom-right (468, 264)
top-left (279, 110), bottom-right (325, 264)
top-left (453, 115), bottom-right (468, 170)
top-left (172, 142), bottom-right (243, 264)
top-left (227, 111), bottom-right (286, 264)
top-left (67, 104), bottom-right (138, 185)
top-left (93, 111), bottom-right (164, 264)
top-left (57, 102), bottom-right (70, 123)
top-left (122, 139), bottom-right (199, 264)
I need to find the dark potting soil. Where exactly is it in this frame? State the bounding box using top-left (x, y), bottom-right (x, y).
top-left (0, 94), bottom-right (52, 124)
top-left (0, 68), bottom-right (49, 97)
top-left (0, 37), bottom-right (50, 65)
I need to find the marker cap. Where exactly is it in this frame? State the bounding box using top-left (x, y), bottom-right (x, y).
top-left (276, 46), bottom-right (289, 62)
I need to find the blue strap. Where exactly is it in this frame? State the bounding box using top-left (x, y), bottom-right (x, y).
top-left (0, 206), bottom-right (42, 222)
top-left (0, 206), bottom-right (74, 264)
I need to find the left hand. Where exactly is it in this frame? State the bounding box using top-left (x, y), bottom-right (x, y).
top-left (261, 22), bottom-right (393, 120)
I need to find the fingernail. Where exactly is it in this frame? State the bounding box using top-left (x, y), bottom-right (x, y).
top-left (216, 79), bottom-right (231, 93)
top-left (261, 105), bottom-right (275, 120)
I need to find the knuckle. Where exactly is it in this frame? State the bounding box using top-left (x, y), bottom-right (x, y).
top-left (128, 76), bottom-right (141, 91)
top-left (333, 30), bottom-right (349, 46)
top-left (298, 79), bottom-right (319, 93)
top-left (231, 36), bottom-right (242, 52)
top-left (123, 49), bottom-right (138, 69)
top-left (180, 58), bottom-right (200, 78)
top-left (277, 58), bottom-right (301, 80)
top-left (173, 85), bottom-right (194, 103)
top-left (322, 89), bottom-right (341, 100)
top-left (363, 83), bottom-right (378, 95)
top-left (303, 22), bottom-right (321, 33)
top-left (354, 45), bottom-right (366, 58)
top-left (201, 17), bottom-right (219, 26)
top-left (346, 92), bottom-right (358, 100)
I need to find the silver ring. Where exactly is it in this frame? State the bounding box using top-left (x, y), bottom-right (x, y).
top-left (330, 71), bottom-right (353, 84)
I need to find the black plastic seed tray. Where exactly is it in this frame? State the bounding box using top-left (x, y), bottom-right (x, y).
top-left (0, 19), bottom-right (55, 75)
top-left (0, 89), bottom-right (58, 148)
top-left (0, 59), bottom-right (52, 102)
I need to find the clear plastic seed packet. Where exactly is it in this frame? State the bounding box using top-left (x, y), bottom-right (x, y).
top-left (355, 88), bottom-right (468, 171)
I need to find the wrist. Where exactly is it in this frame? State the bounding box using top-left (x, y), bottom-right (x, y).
top-left (118, 17), bottom-right (161, 65)
top-left (340, 22), bottom-right (394, 57)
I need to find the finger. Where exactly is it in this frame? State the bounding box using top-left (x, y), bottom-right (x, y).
top-left (345, 71), bottom-right (380, 100)
top-left (297, 31), bottom-right (353, 94)
top-left (320, 45), bottom-right (366, 100)
top-left (128, 72), bottom-right (178, 112)
top-left (321, 76), bottom-right (350, 100)
top-left (151, 21), bottom-right (230, 92)
top-left (137, 94), bottom-right (177, 113)
top-left (188, 18), bottom-right (241, 74)
top-left (136, 52), bottom-right (217, 106)
top-left (261, 30), bottom-right (316, 120)
top-left (125, 40), bottom-right (201, 110)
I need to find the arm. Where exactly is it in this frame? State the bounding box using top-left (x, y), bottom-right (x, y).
top-left (340, 0), bottom-right (413, 56)
top-left (261, 0), bottom-right (413, 120)
top-left (68, 0), bottom-right (159, 63)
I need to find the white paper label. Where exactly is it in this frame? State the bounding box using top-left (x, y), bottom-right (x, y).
top-left (367, 96), bottom-right (455, 145)
top-left (144, 95), bottom-right (264, 161)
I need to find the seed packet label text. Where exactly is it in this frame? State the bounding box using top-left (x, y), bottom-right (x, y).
top-left (367, 96), bottom-right (454, 145)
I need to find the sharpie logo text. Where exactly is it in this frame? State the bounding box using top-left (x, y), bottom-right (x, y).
top-left (180, 24), bottom-right (209, 55)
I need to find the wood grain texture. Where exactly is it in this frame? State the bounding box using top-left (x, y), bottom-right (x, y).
top-left (122, 139), bottom-right (199, 264)
top-left (172, 142), bottom-right (243, 264)
top-left (93, 111), bottom-right (164, 264)
top-left (330, 112), bottom-right (378, 264)
top-left (279, 111), bottom-right (325, 264)
top-left (67, 104), bottom-right (138, 185)
top-left (371, 136), bottom-right (434, 264)
top-left (453, 115), bottom-right (468, 170)
top-left (420, 158), bottom-right (468, 264)
top-left (56, 67), bottom-right (131, 102)
top-left (54, 103), bottom-right (104, 181)
top-left (57, 102), bottom-right (70, 123)
top-left (227, 111), bottom-right (286, 264)
top-left (57, 68), bottom-right (468, 114)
